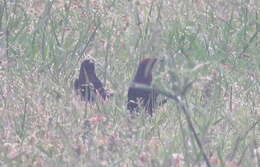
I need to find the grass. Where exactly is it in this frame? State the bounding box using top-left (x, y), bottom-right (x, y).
top-left (0, 0), bottom-right (259, 166)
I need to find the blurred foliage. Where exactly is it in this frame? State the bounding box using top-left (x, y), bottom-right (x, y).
top-left (0, 0), bottom-right (259, 166)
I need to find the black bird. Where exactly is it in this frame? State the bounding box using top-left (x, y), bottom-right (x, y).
top-left (74, 59), bottom-right (112, 102)
top-left (127, 58), bottom-right (159, 115)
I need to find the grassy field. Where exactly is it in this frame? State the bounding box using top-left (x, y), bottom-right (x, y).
top-left (0, 0), bottom-right (259, 166)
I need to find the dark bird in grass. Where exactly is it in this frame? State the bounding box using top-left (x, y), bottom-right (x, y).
top-left (74, 59), bottom-right (112, 102)
top-left (127, 58), bottom-right (160, 115)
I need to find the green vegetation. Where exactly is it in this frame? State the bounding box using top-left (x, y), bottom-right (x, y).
top-left (0, 0), bottom-right (259, 166)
